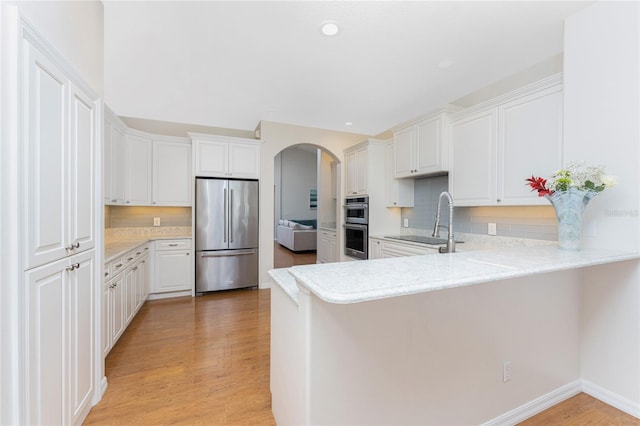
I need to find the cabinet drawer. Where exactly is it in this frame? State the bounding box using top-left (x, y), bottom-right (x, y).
top-left (156, 239), bottom-right (192, 251)
top-left (108, 256), bottom-right (126, 277)
top-left (103, 262), bottom-right (112, 280)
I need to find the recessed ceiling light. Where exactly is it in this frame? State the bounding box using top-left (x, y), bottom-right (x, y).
top-left (344, 122), bottom-right (353, 126)
top-left (321, 21), bottom-right (340, 37)
top-left (438, 59), bottom-right (454, 69)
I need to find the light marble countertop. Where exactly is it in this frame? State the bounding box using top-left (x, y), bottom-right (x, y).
top-left (286, 246), bottom-right (639, 304)
top-left (104, 226), bottom-right (191, 263)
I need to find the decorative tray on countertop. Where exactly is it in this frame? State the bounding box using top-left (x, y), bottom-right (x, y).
top-left (384, 235), bottom-right (464, 245)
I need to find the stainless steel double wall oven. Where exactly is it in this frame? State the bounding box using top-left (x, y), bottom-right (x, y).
top-left (344, 196), bottom-right (368, 260)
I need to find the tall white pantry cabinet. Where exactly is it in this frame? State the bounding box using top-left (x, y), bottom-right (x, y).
top-left (12, 18), bottom-right (102, 426)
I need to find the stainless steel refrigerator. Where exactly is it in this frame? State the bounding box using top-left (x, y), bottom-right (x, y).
top-left (195, 178), bottom-right (259, 292)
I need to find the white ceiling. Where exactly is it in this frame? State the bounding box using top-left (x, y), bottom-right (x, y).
top-left (103, 1), bottom-right (591, 136)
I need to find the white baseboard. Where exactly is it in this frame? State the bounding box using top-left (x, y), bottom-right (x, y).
top-left (146, 290), bottom-right (192, 300)
top-left (259, 280), bottom-right (272, 290)
top-left (582, 379), bottom-right (640, 419)
top-left (482, 380), bottom-right (582, 426)
top-left (100, 376), bottom-right (108, 398)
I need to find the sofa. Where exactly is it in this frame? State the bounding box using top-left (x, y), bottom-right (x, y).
top-left (276, 219), bottom-right (317, 252)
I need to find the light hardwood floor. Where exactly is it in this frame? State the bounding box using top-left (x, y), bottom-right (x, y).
top-left (273, 240), bottom-right (316, 268)
top-left (85, 289), bottom-right (639, 425)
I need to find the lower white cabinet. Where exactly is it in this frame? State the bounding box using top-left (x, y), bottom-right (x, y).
top-left (103, 244), bottom-right (150, 356)
top-left (26, 250), bottom-right (95, 426)
top-left (152, 239), bottom-right (193, 293)
top-left (369, 237), bottom-right (438, 259)
top-left (317, 229), bottom-right (337, 263)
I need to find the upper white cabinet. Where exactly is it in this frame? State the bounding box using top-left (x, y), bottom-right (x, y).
top-left (104, 127), bottom-right (192, 207)
top-left (345, 146), bottom-right (368, 196)
top-left (450, 75), bottom-right (563, 206)
top-left (24, 40), bottom-right (98, 270)
top-left (124, 133), bottom-right (152, 205)
top-left (191, 134), bottom-right (260, 179)
top-left (393, 109), bottom-right (455, 178)
top-left (153, 140), bottom-right (192, 206)
top-left (103, 109), bottom-right (127, 204)
top-left (385, 141), bottom-right (414, 207)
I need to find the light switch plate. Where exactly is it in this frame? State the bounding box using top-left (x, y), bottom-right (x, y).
top-left (153, 217), bottom-right (161, 227)
top-left (403, 218), bottom-right (409, 228)
top-left (488, 223), bottom-right (497, 236)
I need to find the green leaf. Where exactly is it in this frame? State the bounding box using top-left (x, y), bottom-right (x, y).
top-left (585, 180), bottom-right (595, 190)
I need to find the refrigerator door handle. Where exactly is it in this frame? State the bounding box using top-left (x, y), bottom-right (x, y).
top-left (230, 189), bottom-right (234, 243)
top-left (200, 250), bottom-right (256, 257)
top-left (223, 188), bottom-right (227, 243)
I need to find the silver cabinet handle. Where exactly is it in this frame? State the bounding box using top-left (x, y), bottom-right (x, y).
top-left (73, 241), bottom-right (80, 249)
top-left (127, 257), bottom-right (133, 261)
top-left (133, 266), bottom-right (138, 271)
top-left (115, 263), bottom-right (123, 268)
top-left (111, 199), bottom-right (118, 202)
top-left (66, 264), bottom-right (76, 271)
top-left (104, 272), bottom-right (109, 277)
top-left (168, 243), bottom-right (178, 247)
top-left (65, 244), bottom-right (75, 251)
top-left (136, 251), bottom-right (141, 255)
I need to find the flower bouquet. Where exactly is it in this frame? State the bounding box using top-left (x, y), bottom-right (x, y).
top-left (526, 161), bottom-right (617, 250)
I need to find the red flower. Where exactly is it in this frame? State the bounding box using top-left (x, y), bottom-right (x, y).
top-left (525, 175), bottom-right (554, 197)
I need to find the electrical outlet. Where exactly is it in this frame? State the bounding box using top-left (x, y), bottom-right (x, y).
top-left (488, 222), bottom-right (497, 236)
top-left (153, 217), bottom-right (161, 227)
top-left (403, 218), bottom-right (409, 228)
top-left (503, 361), bottom-right (512, 383)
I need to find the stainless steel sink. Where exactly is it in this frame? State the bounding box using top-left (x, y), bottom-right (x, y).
top-left (384, 235), bottom-right (462, 245)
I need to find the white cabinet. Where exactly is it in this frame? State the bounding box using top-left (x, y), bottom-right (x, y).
top-left (153, 140), bottom-right (192, 206)
top-left (345, 147), bottom-right (368, 196)
top-left (26, 250), bottom-right (95, 426)
top-left (103, 243), bottom-right (150, 356)
top-left (385, 141), bottom-right (414, 207)
top-left (152, 239), bottom-right (193, 293)
top-left (24, 43), bottom-right (97, 269)
top-left (393, 110), bottom-right (453, 178)
top-left (191, 135), bottom-right (260, 179)
top-left (317, 229), bottom-right (337, 263)
top-left (104, 109), bottom-right (126, 204)
top-left (369, 237), bottom-right (437, 259)
top-left (450, 75), bottom-right (563, 206)
top-left (104, 126), bottom-right (192, 207)
top-left (124, 133), bottom-right (152, 205)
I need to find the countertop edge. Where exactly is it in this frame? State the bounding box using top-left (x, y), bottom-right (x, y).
top-left (105, 236), bottom-right (192, 263)
top-left (288, 249), bottom-right (640, 305)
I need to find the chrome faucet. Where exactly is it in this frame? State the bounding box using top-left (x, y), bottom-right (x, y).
top-left (432, 191), bottom-right (456, 253)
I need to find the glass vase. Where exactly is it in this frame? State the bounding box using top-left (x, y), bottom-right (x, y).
top-left (545, 188), bottom-right (596, 250)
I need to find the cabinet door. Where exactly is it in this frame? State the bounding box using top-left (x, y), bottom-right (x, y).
top-left (369, 238), bottom-right (382, 259)
top-left (415, 115), bottom-right (446, 174)
top-left (123, 266), bottom-right (136, 324)
top-left (229, 143), bottom-right (260, 178)
top-left (153, 250), bottom-right (192, 293)
top-left (110, 274), bottom-right (125, 344)
top-left (26, 257), bottom-right (67, 425)
top-left (24, 41), bottom-right (69, 269)
top-left (393, 127), bottom-right (415, 178)
top-left (317, 235), bottom-right (329, 263)
top-left (450, 109), bottom-right (498, 206)
top-left (103, 123), bottom-right (113, 203)
top-left (354, 148), bottom-right (368, 195)
top-left (385, 142), bottom-right (414, 207)
top-left (345, 150), bottom-right (358, 196)
top-left (109, 126), bottom-right (126, 204)
top-left (124, 134), bottom-right (152, 205)
top-left (102, 280), bottom-right (112, 357)
top-left (153, 141), bottom-right (191, 206)
top-left (66, 251), bottom-right (94, 425)
top-left (194, 140), bottom-right (228, 177)
top-left (68, 83), bottom-right (96, 253)
top-left (328, 234), bottom-right (337, 263)
top-left (499, 87), bottom-right (563, 205)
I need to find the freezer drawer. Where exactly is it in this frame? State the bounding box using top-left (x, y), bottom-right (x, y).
top-left (195, 249), bottom-right (259, 292)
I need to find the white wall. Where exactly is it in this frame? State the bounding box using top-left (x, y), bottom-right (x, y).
top-left (564, 0), bottom-right (640, 415)
top-left (278, 147), bottom-right (318, 221)
top-left (12, 0), bottom-right (104, 95)
top-left (258, 121), bottom-right (368, 285)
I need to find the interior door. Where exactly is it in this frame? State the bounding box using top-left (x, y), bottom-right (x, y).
top-left (228, 180), bottom-right (259, 249)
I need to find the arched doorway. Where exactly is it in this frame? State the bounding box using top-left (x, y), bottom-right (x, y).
top-left (273, 144), bottom-right (340, 268)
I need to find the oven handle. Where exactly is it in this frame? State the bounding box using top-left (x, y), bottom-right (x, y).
top-left (345, 203), bottom-right (368, 210)
top-left (343, 223), bottom-right (368, 230)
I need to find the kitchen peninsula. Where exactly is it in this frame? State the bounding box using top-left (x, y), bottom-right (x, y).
top-left (269, 245), bottom-right (638, 425)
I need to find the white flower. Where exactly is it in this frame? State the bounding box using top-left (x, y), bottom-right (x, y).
top-left (602, 175), bottom-right (619, 188)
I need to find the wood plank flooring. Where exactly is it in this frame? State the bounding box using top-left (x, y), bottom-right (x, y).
top-left (85, 288), bottom-right (640, 425)
top-left (273, 241), bottom-right (316, 268)
top-left (84, 289), bottom-right (275, 425)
